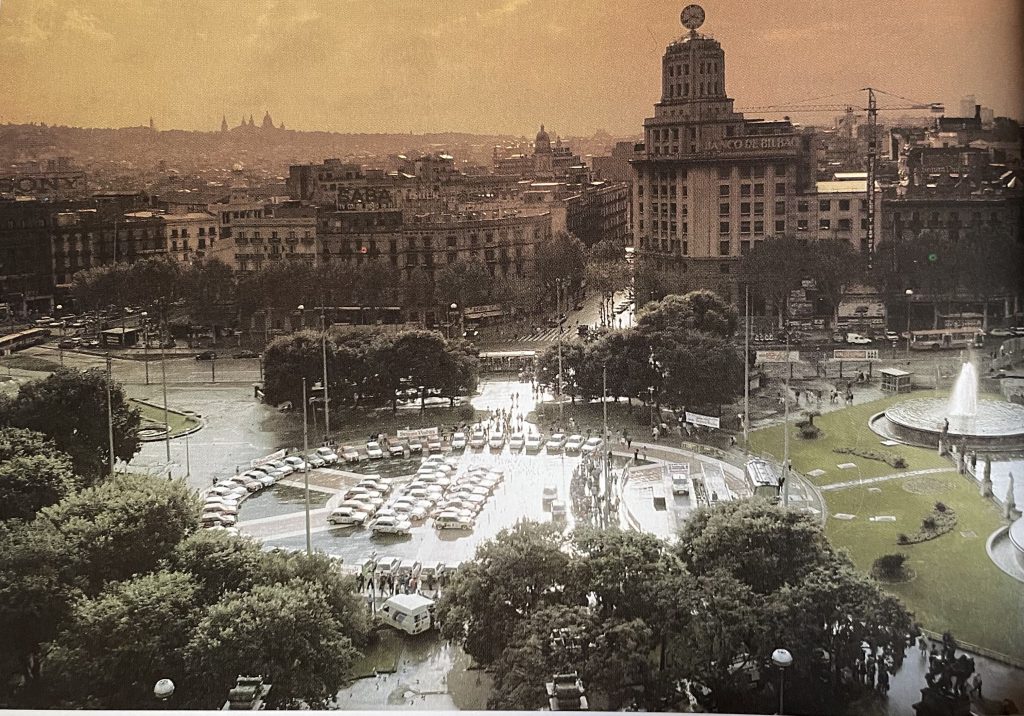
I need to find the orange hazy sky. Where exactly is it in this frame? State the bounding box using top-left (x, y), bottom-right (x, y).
top-left (1, 0), bottom-right (1021, 135)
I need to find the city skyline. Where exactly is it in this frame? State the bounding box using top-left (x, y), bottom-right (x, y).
top-left (1, 0), bottom-right (1022, 135)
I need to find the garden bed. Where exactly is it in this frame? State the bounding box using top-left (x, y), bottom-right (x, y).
top-left (897, 503), bottom-right (957, 545)
top-left (834, 446), bottom-right (907, 469)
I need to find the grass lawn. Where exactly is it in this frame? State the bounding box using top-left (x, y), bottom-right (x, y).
top-left (130, 399), bottom-right (202, 438)
top-left (750, 392), bottom-right (1024, 658)
top-left (3, 355), bottom-right (61, 372)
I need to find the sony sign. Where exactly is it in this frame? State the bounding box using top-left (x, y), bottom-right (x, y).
top-left (0, 172), bottom-right (87, 195)
top-left (705, 136), bottom-right (799, 154)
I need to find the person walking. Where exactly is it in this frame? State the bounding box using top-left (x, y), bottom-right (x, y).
top-left (917, 634), bottom-right (929, 657)
top-left (971, 672), bottom-right (982, 699)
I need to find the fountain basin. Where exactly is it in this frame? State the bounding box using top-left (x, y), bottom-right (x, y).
top-left (870, 398), bottom-right (1024, 450)
top-left (1010, 519), bottom-right (1024, 572)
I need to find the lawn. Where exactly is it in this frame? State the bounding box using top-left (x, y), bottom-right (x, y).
top-left (3, 355), bottom-right (61, 372)
top-left (750, 392), bottom-right (1024, 658)
top-left (130, 399), bottom-right (202, 438)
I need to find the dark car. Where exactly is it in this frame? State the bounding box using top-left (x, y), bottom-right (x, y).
top-left (195, 351), bottom-right (217, 361)
top-left (233, 350), bottom-right (259, 359)
top-left (463, 328), bottom-right (479, 338)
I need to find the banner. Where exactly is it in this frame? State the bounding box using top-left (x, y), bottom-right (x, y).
top-left (396, 427), bottom-right (439, 440)
top-left (833, 349), bottom-right (879, 361)
top-left (756, 350), bottom-right (801, 364)
top-left (251, 448), bottom-right (286, 468)
top-left (685, 412), bottom-right (720, 429)
top-left (665, 463), bottom-right (691, 478)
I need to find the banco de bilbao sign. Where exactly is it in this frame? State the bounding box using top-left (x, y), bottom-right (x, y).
top-left (704, 136), bottom-right (799, 154)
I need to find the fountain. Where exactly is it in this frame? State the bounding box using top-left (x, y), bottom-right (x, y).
top-left (870, 362), bottom-right (1024, 450)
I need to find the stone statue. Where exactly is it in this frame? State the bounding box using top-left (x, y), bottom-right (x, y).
top-left (1006, 472), bottom-right (1018, 520)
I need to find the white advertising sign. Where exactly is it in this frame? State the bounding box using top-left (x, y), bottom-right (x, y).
top-left (685, 412), bottom-right (721, 429)
top-left (251, 448), bottom-right (287, 468)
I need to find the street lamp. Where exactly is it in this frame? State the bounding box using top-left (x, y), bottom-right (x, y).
top-left (141, 311), bottom-right (149, 385)
top-left (297, 304), bottom-right (305, 331)
top-left (771, 648), bottom-right (793, 714)
top-left (904, 289), bottom-right (914, 358)
top-left (154, 678), bottom-right (174, 707)
top-left (447, 302), bottom-right (458, 339)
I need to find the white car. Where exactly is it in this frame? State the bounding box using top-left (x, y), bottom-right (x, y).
top-left (342, 446), bottom-right (362, 463)
top-left (231, 475), bottom-right (263, 492)
top-left (305, 454), bottom-right (326, 469)
top-left (338, 500), bottom-right (377, 517)
top-left (201, 512), bottom-right (236, 527)
top-left (203, 502), bottom-right (238, 516)
top-left (266, 460), bottom-right (294, 476)
top-left (451, 431), bottom-right (467, 450)
top-left (543, 484), bottom-right (558, 502)
top-left (469, 431), bottom-right (486, 449)
top-left (565, 435), bottom-right (585, 454)
top-left (435, 510), bottom-right (473, 530)
top-left (358, 479), bottom-right (391, 495)
top-left (247, 472), bottom-right (276, 488)
top-left (845, 333), bottom-right (873, 345)
top-left (581, 437), bottom-right (603, 456)
top-left (509, 433), bottom-right (525, 451)
top-left (375, 556), bottom-right (402, 577)
top-left (546, 433), bottom-right (567, 453)
top-left (328, 507), bottom-right (367, 526)
top-left (203, 494), bottom-right (238, 507)
top-left (464, 493), bottom-right (487, 508)
top-left (371, 516), bottom-right (412, 536)
top-left (525, 434), bottom-right (543, 453)
top-left (407, 438), bottom-right (424, 454)
top-left (366, 441), bottom-right (384, 460)
top-left (427, 436), bottom-right (443, 453)
top-left (388, 443), bottom-right (406, 458)
top-left (316, 446), bottom-right (340, 465)
top-left (488, 431), bottom-right (505, 450)
top-left (391, 501), bottom-right (429, 522)
top-left (284, 456), bottom-right (308, 472)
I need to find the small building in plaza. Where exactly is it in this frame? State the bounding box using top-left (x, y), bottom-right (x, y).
top-left (880, 367), bottom-right (913, 394)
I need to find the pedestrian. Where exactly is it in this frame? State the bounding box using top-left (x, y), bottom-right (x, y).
top-left (877, 666), bottom-right (889, 694)
top-left (626, 436), bottom-right (632, 449)
top-left (634, 448), bottom-right (639, 462)
top-left (794, 389), bottom-right (801, 405)
top-left (918, 634), bottom-right (929, 656)
top-left (651, 425), bottom-right (658, 441)
top-left (641, 448), bottom-right (647, 461)
top-left (729, 435), bottom-right (737, 447)
top-left (971, 672), bottom-right (982, 698)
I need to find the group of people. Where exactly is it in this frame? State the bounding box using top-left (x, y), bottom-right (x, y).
top-left (355, 569), bottom-right (451, 601)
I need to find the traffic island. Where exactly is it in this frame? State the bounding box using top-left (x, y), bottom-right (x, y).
top-left (131, 398), bottom-right (203, 440)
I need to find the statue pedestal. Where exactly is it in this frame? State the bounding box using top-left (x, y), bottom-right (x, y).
top-left (912, 688), bottom-right (971, 716)
top-left (980, 479), bottom-right (992, 497)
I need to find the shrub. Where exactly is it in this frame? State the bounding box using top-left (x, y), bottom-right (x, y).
top-left (935, 501), bottom-right (947, 513)
top-left (799, 424), bottom-right (821, 439)
top-left (873, 553), bottom-right (908, 580)
top-left (897, 533), bottom-right (910, 545)
top-left (922, 516), bottom-right (937, 531)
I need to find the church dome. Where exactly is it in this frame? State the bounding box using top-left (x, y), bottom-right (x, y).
top-left (534, 124), bottom-right (552, 154)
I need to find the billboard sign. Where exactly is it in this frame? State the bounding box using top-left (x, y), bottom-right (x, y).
top-left (396, 426), bottom-right (439, 440)
top-left (832, 349), bottom-right (880, 361)
top-left (685, 412), bottom-right (720, 429)
top-left (756, 350), bottom-right (801, 364)
top-left (250, 448), bottom-right (287, 468)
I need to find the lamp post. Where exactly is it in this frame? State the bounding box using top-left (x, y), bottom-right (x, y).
top-left (141, 311), bottom-right (149, 385)
top-left (302, 377), bottom-right (312, 555)
top-left (905, 289), bottom-right (913, 358)
top-left (447, 302), bottom-right (458, 339)
top-left (320, 308), bottom-right (330, 442)
top-left (160, 343), bottom-right (171, 465)
top-left (771, 648), bottom-right (793, 714)
top-left (56, 305), bottom-right (64, 366)
top-left (782, 330), bottom-right (790, 507)
top-left (743, 284), bottom-right (750, 449)
top-left (106, 354), bottom-right (115, 477)
top-left (556, 279), bottom-right (564, 426)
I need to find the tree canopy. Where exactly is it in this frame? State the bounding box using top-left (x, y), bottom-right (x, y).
top-left (0, 428), bottom-right (79, 520)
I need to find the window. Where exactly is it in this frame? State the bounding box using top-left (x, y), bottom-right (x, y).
top-left (740, 221), bottom-right (750, 234)
top-left (754, 184), bottom-right (764, 196)
top-left (753, 166), bottom-right (765, 178)
top-left (861, 218), bottom-right (869, 230)
top-left (210, 227), bottom-right (216, 235)
top-left (773, 164), bottom-right (787, 176)
top-left (198, 238), bottom-right (206, 249)
top-left (819, 200), bottom-right (830, 212)
top-left (740, 184), bottom-right (751, 197)
top-left (719, 263), bottom-right (731, 274)
top-left (719, 240), bottom-right (731, 255)
top-left (740, 202), bottom-right (751, 215)
top-left (718, 185), bottom-right (730, 197)
top-left (740, 240), bottom-right (751, 255)
top-left (170, 229), bottom-right (178, 238)
top-left (754, 221), bottom-right (764, 234)
top-left (775, 201), bottom-right (786, 215)
top-left (719, 221), bottom-right (730, 235)
top-left (797, 219), bottom-right (809, 231)
top-left (838, 218), bottom-right (852, 231)
top-left (754, 202), bottom-right (764, 215)
top-left (819, 219), bottom-right (831, 230)
top-left (719, 202), bottom-right (730, 216)
top-left (839, 199), bottom-right (851, 211)
top-left (717, 166), bottom-right (731, 180)
top-left (775, 182), bottom-right (786, 195)
top-left (775, 219), bottom-right (786, 232)
top-left (682, 241), bottom-right (688, 255)
top-left (740, 167), bottom-right (752, 179)
top-left (198, 227), bottom-right (206, 236)
top-left (798, 201), bottom-right (809, 213)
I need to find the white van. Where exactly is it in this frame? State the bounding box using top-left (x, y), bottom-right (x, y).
top-left (378, 594), bottom-right (435, 635)
top-left (488, 430), bottom-right (505, 450)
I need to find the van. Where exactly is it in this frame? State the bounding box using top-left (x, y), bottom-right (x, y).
top-left (488, 430), bottom-right (504, 450)
top-left (551, 500), bottom-right (567, 523)
top-left (378, 594), bottom-right (435, 635)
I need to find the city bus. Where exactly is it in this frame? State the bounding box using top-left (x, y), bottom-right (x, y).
top-left (908, 328), bottom-right (984, 351)
top-left (478, 350), bottom-right (537, 374)
top-left (0, 327), bottom-right (51, 355)
top-left (745, 459), bottom-right (782, 502)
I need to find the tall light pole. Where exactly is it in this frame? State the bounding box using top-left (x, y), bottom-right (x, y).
top-left (772, 648), bottom-right (793, 714)
top-left (160, 343), bottom-right (171, 464)
top-left (302, 377), bottom-right (312, 555)
top-left (905, 289), bottom-right (914, 358)
top-left (320, 308), bottom-right (330, 442)
top-left (743, 285), bottom-right (750, 449)
top-left (602, 364), bottom-right (610, 524)
top-left (106, 354), bottom-right (115, 476)
top-left (556, 279), bottom-right (564, 426)
top-left (141, 311), bottom-right (149, 385)
top-left (782, 330), bottom-right (790, 507)
top-left (447, 302), bottom-right (458, 339)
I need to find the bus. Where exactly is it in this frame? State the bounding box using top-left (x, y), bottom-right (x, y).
top-left (0, 328), bottom-right (51, 355)
top-left (745, 459), bottom-right (782, 502)
top-left (909, 327), bottom-right (984, 351)
top-left (478, 350), bottom-right (537, 374)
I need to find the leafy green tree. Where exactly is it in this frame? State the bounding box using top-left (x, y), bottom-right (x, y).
top-left (636, 291), bottom-right (738, 339)
top-left (808, 240), bottom-right (864, 330)
top-left (44, 571), bottom-right (201, 709)
top-left (0, 523), bottom-right (71, 698)
top-left (536, 230), bottom-right (586, 294)
top-left (2, 369), bottom-right (141, 480)
top-left (536, 342), bottom-right (591, 403)
top-left (0, 428), bottom-right (79, 520)
top-left (436, 521), bottom-right (570, 665)
top-left (633, 258), bottom-right (684, 308)
top-left (36, 474), bottom-right (199, 595)
top-left (655, 332), bottom-right (744, 410)
top-left (738, 236), bottom-right (809, 328)
top-left (181, 258), bottom-right (237, 336)
top-left (184, 581), bottom-right (357, 709)
top-left (165, 529), bottom-right (270, 604)
top-left (586, 239), bottom-right (631, 327)
top-left (435, 259), bottom-right (491, 308)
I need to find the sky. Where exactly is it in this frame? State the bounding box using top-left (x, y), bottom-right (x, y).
top-left (0, 0), bottom-right (1022, 136)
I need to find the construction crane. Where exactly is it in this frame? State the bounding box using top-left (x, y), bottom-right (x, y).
top-left (737, 88), bottom-right (944, 267)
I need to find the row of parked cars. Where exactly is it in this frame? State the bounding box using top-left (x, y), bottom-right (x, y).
top-left (328, 454), bottom-right (503, 535)
top-left (200, 446), bottom-right (343, 529)
top-left (361, 434), bottom-right (444, 460)
top-left (449, 429), bottom-right (604, 456)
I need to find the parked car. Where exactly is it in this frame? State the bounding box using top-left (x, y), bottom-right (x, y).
top-left (328, 507), bottom-right (367, 526)
top-left (408, 437), bottom-right (424, 454)
top-left (488, 431), bottom-right (505, 450)
top-left (565, 435), bottom-right (585, 454)
top-left (58, 339), bottom-right (78, 349)
top-left (426, 435), bottom-right (442, 453)
top-left (543, 484), bottom-right (558, 502)
top-left (305, 454), bottom-right (326, 469)
top-left (388, 442), bottom-right (406, 458)
top-left (338, 500), bottom-right (377, 518)
top-left (581, 437), bottom-right (603, 456)
top-left (451, 431), bottom-right (468, 450)
top-left (469, 431), bottom-right (486, 449)
top-left (284, 456), bottom-right (308, 472)
top-left (435, 510), bottom-right (474, 530)
top-left (231, 475), bottom-right (263, 492)
top-left (525, 433), bottom-right (543, 453)
top-left (988, 328), bottom-right (1013, 337)
top-left (315, 446), bottom-right (339, 465)
top-left (546, 433), bottom-right (567, 453)
top-left (375, 556), bottom-right (402, 577)
top-left (884, 330), bottom-right (900, 342)
top-left (366, 441), bottom-right (384, 460)
top-left (341, 446), bottom-right (361, 463)
top-left (371, 515), bottom-right (412, 536)
top-left (266, 459), bottom-right (293, 476)
top-left (396, 559), bottom-right (422, 580)
top-left (509, 432), bottom-right (526, 451)
top-left (419, 561), bottom-right (446, 581)
top-left (232, 350), bottom-right (259, 358)
top-left (244, 471), bottom-right (276, 488)
top-left (195, 351), bottom-right (217, 360)
top-left (845, 333), bottom-right (872, 345)
top-left (202, 502), bottom-right (238, 516)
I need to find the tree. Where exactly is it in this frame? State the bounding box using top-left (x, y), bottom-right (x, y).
top-left (586, 240), bottom-right (631, 327)
top-left (2, 369), bottom-right (142, 480)
top-left (184, 581), bottom-right (357, 709)
top-left (165, 529), bottom-right (270, 604)
top-left (180, 259), bottom-right (237, 336)
top-left (0, 428), bottom-right (79, 520)
top-left (435, 259), bottom-right (491, 308)
top-left (655, 332), bottom-right (744, 410)
top-left (44, 571), bottom-right (201, 709)
top-left (35, 474), bottom-right (199, 595)
top-left (808, 240), bottom-right (864, 330)
top-left (738, 237), bottom-right (809, 327)
top-left (635, 291), bottom-right (738, 339)
top-left (634, 258), bottom-right (684, 308)
top-left (536, 230), bottom-right (586, 293)
top-left (436, 521), bottom-right (570, 665)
